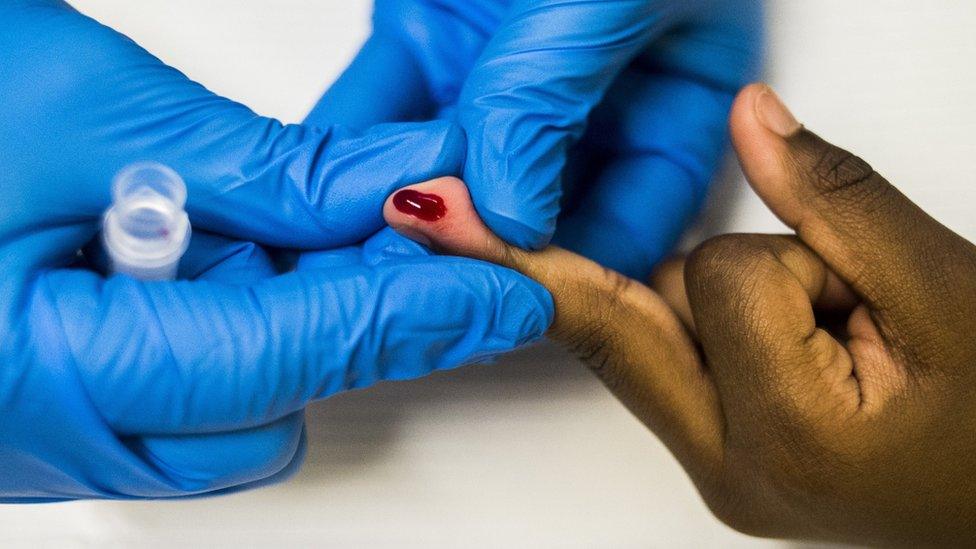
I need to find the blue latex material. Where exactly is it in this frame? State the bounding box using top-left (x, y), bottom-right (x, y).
top-left (0, 1), bottom-right (552, 500)
top-left (308, 0), bottom-right (764, 279)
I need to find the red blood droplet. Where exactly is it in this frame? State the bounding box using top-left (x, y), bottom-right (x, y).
top-left (392, 189), bottom-right (447, 222)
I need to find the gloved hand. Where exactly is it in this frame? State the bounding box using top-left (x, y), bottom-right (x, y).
top-left (0, 0), bottom-right (552, 500)
top-left (308, 0), bottom-right (764, 278)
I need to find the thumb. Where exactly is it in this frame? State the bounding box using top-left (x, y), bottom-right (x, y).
top-left (37, 257), bottom-right (551, 436)
top-left (457, 1), bottom-right (693, 249)
top-left (731, 83), bottom-right (976, 369)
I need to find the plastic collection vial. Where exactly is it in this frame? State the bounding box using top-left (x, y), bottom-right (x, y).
top-left (102, 162), bottom-right (191, 281)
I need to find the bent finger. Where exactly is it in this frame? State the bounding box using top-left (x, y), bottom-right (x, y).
top-left (684, 234), bottom-right (864, 423)
top-left (126, 413), bottom-right (305, 496)
top-left (652, 246), bottom-right (858, 338)
top-left (132, 233), bottom-right (304, 494)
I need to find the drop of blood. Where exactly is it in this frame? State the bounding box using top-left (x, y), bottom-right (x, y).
top-left (392, 189), bottom-right (447, 222)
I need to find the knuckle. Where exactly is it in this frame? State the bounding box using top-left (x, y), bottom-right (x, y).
top-left (561, 311), bottom-right (617, 375)
top-left (766, 238), bottom-right (815, 277)
top-left (812, 145), bottom-right (874, 194)
top-left (790, 132), bottom-right (894, 207)
top-left (685, 235), bottom-right (781, 298)
top-left (553, 266), bottom-right (634, 381)
top-left (686, 235), bottom-right (747, 280)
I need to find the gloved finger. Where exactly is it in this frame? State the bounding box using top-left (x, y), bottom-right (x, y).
top-left (296, 227), bottom-right (432, 271)
top-left (8, 4), bottom-right (464, 249)
top-left (133, 233), bottom-right (304, 493)
top-left (731, 84), bottom-right (976, 373)
top-left (304, 1), bottom-right (501, 130)
top-left (85, 230), bottom-right (278, 281)
top-left (683, 234), bottom-right (873, 427)
top-left (457, 0), bottom-right (705, 249)
top-left (123, 413), bottom-right (305, 495)
top-left (32, 231), bottom-right (303, 497)
top-left (554, 74), bottom-right (734, 279)
top-left (384, 177), bottom-right (723, 473)
top-left (305, 33), bottom-right (434, 129)
top-left (177, 232), bottom-right (278, 281)
top-left (34, 254), bottom-right (552, 435)
top-left (204, 427), bottom-right (307, 497)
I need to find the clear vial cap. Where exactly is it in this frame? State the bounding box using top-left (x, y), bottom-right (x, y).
top-left (102, 162), bottom-right (191, 281)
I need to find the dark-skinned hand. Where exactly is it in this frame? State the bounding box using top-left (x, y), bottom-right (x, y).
top-left (383, 84), bottom-right (976, 546)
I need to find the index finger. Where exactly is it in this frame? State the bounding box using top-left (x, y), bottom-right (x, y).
top-left (683, 234), bottom-right (865, 427)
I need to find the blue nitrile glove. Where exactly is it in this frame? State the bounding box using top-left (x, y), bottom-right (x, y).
top-left (0, 0), bottom-right (552, 500)
top-left (309, 0), bottom-right (764, 279)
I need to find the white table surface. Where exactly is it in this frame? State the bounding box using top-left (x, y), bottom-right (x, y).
top-left (2, 1), bottom-right (975, 547)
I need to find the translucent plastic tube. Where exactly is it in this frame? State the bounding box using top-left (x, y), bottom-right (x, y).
top-left (102, 162), bottom-right (191, 281)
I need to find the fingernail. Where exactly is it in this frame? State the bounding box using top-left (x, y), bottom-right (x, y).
top-left (755, 86), bottom-right (801, 138)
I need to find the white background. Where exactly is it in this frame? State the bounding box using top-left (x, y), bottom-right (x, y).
top-left (2, 1), bottom-right (975, 547)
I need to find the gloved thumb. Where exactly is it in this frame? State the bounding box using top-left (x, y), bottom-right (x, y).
top-left (35, 255), bottom-right (551, 436)
top-left (456, 1), bottom-right (694, 249)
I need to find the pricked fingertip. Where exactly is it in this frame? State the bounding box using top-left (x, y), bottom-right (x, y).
top-left (383, 177), bottom-right (511, 266)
